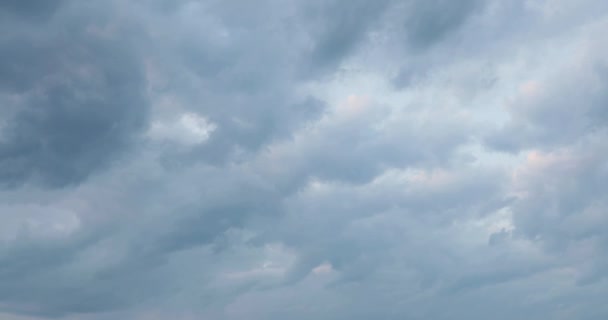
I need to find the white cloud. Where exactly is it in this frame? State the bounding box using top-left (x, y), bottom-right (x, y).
top-left (147, 112), bottom-right (217, 145)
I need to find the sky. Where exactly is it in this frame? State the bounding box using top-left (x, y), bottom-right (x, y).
top-left (1, 0), bottom-right (608, 319)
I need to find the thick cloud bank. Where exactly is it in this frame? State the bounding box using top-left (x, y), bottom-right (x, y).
top-left (1, 1), bottom-right (608, 319)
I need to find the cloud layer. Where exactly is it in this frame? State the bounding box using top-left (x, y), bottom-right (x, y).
top-left (1, 0), bottom-right (608, 319)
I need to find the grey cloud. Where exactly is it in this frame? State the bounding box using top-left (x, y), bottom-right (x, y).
top-left (486, 68), bottom-right (608, 152)
top-left (1, 0), bottom-right (608, 319)
top-left (481, 4), bottom-right (608, 153)
top-left (140, 1), bottom-right (328, 164)
top-left (402, 0), bottom-right (483, 49)
top-left (0, 0), bottom-right (65, 20)
top-left (304, 0), bottom-right (391, 74)
top-left (0, 3), bottom-right (149, 188)
top-left (0, 157), bottom-right (286, 316)
top-left (510, 137), bottom-right (608, 282)
top-left (252, 165), bottom-right (510, 288)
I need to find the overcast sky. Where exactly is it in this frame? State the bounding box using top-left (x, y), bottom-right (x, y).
top-left (1, 0), bottom-right (608, 319)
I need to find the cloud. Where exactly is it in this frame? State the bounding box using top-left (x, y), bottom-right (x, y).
top-left (0, 0), bottom-right (65, 20)
top-left (0, 2), bottom-right (149, 188)
top-left (0, 0), bottom-right (608, 319)
top-left (402, 0), bottom-right (484, 49)
top-left (304, 0), bottom-right (391, 73)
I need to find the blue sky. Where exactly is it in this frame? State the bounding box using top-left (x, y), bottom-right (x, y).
top-left (1, 0), bottom-right (608, 319)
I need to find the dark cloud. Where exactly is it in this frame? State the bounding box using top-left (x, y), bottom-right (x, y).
top-left (0, 4), bottom-right (149, 188)
top-left (0, 0), bottom-right (65, 20)
top-left (304, 0), bottom-right (391, 73)
top-left (403, 0), bottom-right (483, 49)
